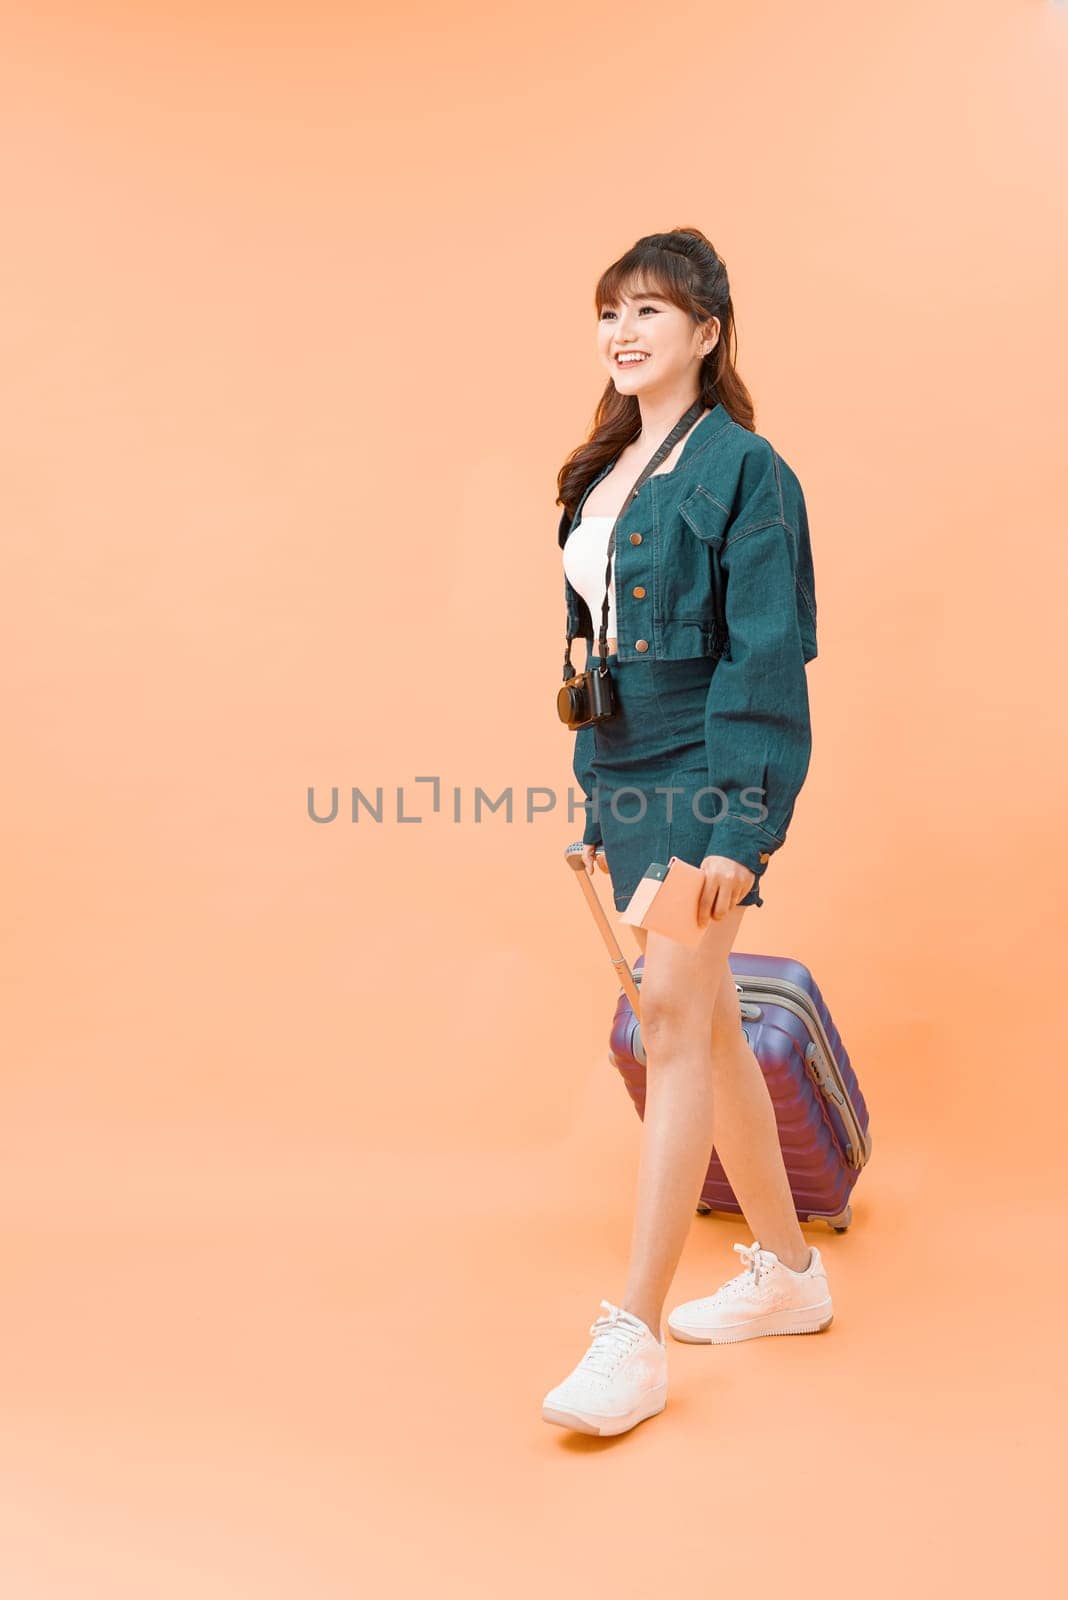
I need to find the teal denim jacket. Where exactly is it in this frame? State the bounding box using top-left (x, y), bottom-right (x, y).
top-left (559, 403), bottom-right (818, 876)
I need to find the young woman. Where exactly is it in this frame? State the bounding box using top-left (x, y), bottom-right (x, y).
top-left (542, 227), bottom-right (832, 1438)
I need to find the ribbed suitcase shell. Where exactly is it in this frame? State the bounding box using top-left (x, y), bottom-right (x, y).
top-left (608, 949), bottom-right (872, 1232)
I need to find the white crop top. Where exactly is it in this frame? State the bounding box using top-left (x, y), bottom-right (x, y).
top-left (561, 515), bottom-right (619, 637)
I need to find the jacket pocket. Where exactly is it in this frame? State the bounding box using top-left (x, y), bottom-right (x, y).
top-left (679, 483), bottom-right (731, 549)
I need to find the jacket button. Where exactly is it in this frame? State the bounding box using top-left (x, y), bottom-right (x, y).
top-left (759, 852), bottom-right (770, 864)
top-left (635, 639), bottom-right (649, 652)
top-left (632, 585), bottom-right (646, 599)
top-left (629, 532), bottom-right (643, 545)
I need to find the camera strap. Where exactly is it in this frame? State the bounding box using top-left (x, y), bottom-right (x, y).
top-left (562, 396), bottom-right (708, 681)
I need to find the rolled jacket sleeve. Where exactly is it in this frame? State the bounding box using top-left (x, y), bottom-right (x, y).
top-left (572, 721), bottom-right (603, 848)
top-left (702, 520), bottom-right (813, 874)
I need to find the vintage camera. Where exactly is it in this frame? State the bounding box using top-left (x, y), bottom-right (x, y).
top-left (557, 659), bottom-right (618, 730)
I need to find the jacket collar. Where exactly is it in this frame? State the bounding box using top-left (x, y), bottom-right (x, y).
top-left (559, 403), bottom-right (733, 547)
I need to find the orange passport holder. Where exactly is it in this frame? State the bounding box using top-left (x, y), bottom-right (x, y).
top-left (618, 857), bottom-right (708, 948)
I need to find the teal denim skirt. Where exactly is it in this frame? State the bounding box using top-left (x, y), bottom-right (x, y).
top-left (579, 643), bottom-right (765, 914)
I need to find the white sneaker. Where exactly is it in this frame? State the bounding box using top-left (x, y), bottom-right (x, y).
top-left (667, 1241), bottom-right (834, 1344)
top-left (542, 1300), bottom-right (668, 1436)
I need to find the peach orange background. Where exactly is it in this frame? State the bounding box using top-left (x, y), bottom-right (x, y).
top-left (3, 2), bottom-right (1066, 1595)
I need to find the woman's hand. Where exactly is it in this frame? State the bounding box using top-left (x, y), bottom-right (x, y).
top-left (697, 854), bottom-right (756, 924)
top-left (580, 843), bottom-right (610, 877)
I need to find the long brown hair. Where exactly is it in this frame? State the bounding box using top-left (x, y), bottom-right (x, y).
top-left (556, 227), bottom-right (755, 520)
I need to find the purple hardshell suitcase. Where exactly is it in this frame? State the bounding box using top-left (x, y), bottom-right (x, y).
top-left (566, 843), bottom-right (872, 1233)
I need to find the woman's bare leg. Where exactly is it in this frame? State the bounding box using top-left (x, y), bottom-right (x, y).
top-left (618, 911), bottom-right (744, 1341)
top-left (619, 916), bottom-right (810, 1341)
top-left (702, 980), bottom-right (810, 1273)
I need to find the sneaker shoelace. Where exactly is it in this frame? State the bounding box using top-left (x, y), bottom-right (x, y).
top-left (579, 1300), bottom-right (648, 1376)
top-left (719, 1240), bottom-right (779, 1297)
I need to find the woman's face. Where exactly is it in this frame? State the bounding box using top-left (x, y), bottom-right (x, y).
top-left (598, 281), bottom-right (719, 396)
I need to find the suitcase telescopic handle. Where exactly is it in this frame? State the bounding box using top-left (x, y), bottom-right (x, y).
top-left (564, 841), bottom-right (642, 1018)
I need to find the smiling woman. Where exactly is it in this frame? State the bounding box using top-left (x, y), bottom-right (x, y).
top-left (542, 227), bottom-right (828, 1440)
